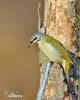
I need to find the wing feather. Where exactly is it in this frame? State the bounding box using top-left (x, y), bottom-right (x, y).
top-left (46, 35), bottom-right (72, 63)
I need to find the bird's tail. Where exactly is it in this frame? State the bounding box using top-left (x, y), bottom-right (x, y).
top-left (62, 51), bottom-right (80, 100)
top-left (62, 59), bottom-right (69, 82)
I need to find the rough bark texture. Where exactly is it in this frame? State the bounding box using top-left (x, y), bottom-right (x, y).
top-left (39, 0), bottom-right (79, 100)
top-left (44, 0), bottom-right (75, 52)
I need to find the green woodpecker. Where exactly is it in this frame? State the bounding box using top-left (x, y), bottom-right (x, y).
top-left (28, 32), bottom-right (74, 82)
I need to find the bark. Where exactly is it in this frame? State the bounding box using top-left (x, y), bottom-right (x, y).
top-left (39, 0), bottom-right (80, 100)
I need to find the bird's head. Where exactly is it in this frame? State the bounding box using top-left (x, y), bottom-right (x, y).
top-left (28, 32), bottom-right (45, 48)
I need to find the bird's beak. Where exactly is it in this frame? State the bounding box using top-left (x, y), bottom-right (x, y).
top-left (28, 42), bottom-right (32, 48)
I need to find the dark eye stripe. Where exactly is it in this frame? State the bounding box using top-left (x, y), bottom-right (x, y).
top-left (30, 37), bottom-right (37, 44)
top-left (33, 37), bottom-right (37, 41)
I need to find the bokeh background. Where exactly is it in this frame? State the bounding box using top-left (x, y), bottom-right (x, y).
top-left (0, 0), bottom-right (40, 100)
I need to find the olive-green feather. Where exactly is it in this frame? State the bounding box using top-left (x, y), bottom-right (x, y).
top-left (46, 35), bottom-right (72, 64)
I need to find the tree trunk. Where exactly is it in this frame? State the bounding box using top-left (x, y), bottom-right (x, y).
top-left (38, 0), bottom-right (80, 100)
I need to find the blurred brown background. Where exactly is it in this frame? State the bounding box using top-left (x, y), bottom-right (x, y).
top-left (0, 0), bottom-right (40, 100)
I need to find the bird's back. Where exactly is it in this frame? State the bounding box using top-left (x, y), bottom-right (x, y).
top-left (38, 34), bottom-right (72, 64)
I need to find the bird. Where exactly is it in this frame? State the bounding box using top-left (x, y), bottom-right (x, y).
top-left (28, 32), bottom-right (75, 82)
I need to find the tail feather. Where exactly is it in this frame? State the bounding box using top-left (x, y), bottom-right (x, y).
top-left (62, 59), bottom-right (70, 82)
top-left (63, 51), bottom-right (80, 100)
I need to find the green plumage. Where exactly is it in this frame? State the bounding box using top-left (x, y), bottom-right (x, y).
top-left (38, 34), bottom-right (72, 64)
top-left (28, 32), bottom-right (79, 100)
top-left (28, 32), bottom-right (73, 81)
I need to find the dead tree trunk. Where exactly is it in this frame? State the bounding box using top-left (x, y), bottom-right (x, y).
top-left (38, 0), bottom-right (80, 100)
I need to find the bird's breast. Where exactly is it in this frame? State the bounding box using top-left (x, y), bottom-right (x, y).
top-left (38, 41), bottom-right (62, 63)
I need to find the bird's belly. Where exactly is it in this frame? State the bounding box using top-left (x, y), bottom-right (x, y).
top-left (39, 42), bottom-right (62, 63)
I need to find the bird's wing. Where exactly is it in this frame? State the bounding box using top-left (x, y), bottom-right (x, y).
top-left (46, 35), bottom-right (72, 63)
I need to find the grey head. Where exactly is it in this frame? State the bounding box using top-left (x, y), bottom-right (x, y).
top-left (28, 32), bottom-right (45, 48)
